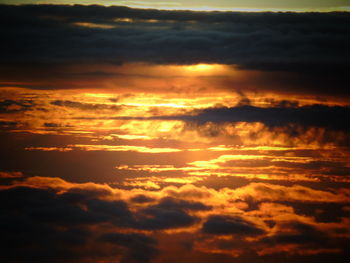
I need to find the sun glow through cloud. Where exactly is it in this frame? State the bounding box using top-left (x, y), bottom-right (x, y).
top-left (184, 64), bottom-right (219, 72)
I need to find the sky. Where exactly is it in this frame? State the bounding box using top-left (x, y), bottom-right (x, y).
top-left (0, 1), bottom-right (350, 263)
top-left (1, 0), bottom-right (350, 11)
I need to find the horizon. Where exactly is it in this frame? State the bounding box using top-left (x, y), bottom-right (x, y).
top-left (1, 0), bottom-right (350, 12)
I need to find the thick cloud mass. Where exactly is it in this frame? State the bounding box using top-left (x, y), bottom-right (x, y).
top-left (111, 104), bottom-right (350, 131)
top-left (190, 105), bottom-right (350, 130)
top-left (1, 177), bottom-right (350, 263)
top-left (0, 186), bottom-right (164, 262)
top-left (0, 4), bottom-right (349, 94)
top-left (0, 4), bottom-right (349, 72)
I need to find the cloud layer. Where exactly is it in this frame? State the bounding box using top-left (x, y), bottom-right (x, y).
top-left (1, 176), bottom-right (350, 263)
top-left (0, 4), bottom-right (350, 94)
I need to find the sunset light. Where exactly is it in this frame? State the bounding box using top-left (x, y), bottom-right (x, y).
top-left (1, 1), bottom-right (350, 263)
top-left (184, 64), bottom-right (219, 72)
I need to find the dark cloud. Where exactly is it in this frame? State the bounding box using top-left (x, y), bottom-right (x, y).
top-left (104, 104), bottom-right (350, 131)
top-left (202, 215), bottom-right (265, 236)
top-left (1, 186), bottom-right (107, 226)
top-left (189, 105), bottom-right (350, 130)
top-left (0, 5), bottom-right (349, 93)
top-left (280, 202), bottom-right (350, 223)
top-left (0, 186), bottom-right (158, 262)
top-left (0, 187), bottom-right (103, 263)
top-left (0, 121), bottom-right (18, 127)
top-left (0, 183), bottom-right (211, 262)
top-left (100, 232), bottom-right (158, 263)
top-left (44, 122), bottom-right (61, 127)
top-left (153, 196), bottom-right (212, 211)
top-left (0, 99), bottom-right (35, 113)
top-left (135, 204), bottom-right (200, 230)
top-left (130, 194), bottom-right (156, 203)
top-left (61, 189), bottom-right (202, 231)
top-left (1, 178), bottom-right (350, 262)
top-left (262, 221), bottom-right (328, 245)
top-left (51, 100), bottom-right (123, 111)
top-left (86, 199), bottom-right (133, 225)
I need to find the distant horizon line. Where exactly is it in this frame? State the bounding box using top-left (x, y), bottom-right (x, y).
top-left (1, 3), bottom-right (350, 13)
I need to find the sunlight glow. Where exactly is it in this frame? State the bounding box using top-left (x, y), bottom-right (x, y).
top-left (183, 64), bottom-right (222, 74)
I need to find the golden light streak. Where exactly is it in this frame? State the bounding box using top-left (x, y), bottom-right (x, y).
top-left (72, 22), bottom-right (116, 29)
top-left (25, 145), bottom-right (182, 153)
top-left (25, 147), bottom-right (74, 152)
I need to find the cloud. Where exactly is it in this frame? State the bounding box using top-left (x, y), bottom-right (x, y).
top-left (0, 187), bottom-right (111, 262)
top-left (0, 99), bottom-right (35, 113)
top-left (1, 176), bottom-right (350, 262)
top-left (130, 194), bottom-right (156, 203)
top-left (0, 5), bottom-right (349, 94)
top-left (131, 197), bottom-right (211, 230)
top-left (202, 214), bottom-right (265, 236)
top-left (75, 104), bottom-right (350, 132)
top-left (0, 171), bottom-right (23, 178)
top-left (193, 105), bottom-right (350, 130)
top-left (0, 182), bottom-right (181, 262)
top-left (99, 232), bottom-right (158, 263)
top-left (25, 144), bottom-right (182, 153)
top-left (0, 121), bottom-right (18, 127)
top-left (230, 182), bottom-right (350, 203)
top-left (262, 221), bottom-right (327, 245)
top-left (50, 100), bottom-right (123, 111)
top-left (1, 176), bottom-right (207, 233)
top-left (135, 205), bottom-right (199, 230)
top-left (128, 104), bottom-right (350, 131)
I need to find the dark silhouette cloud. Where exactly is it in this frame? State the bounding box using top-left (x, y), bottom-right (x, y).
top-left (102, 104), bottom-right (350, 131)
top-left (130, 194), bottom-right (156, 203)
top-left (0, 121), bottom-right (18, 127)
top-left (128, 197), bottom-right (212, 230)
top-left (261, 221), bottom-right (328, 245)
top-left (202, 215), bottom-right (266, 236)
top-left (0, 187), bottom-right (107, 263)
top-left (99, 232), bottom-right (159, 263)
top-left (0, 186), bottom-right (159, 262)
top-left (152, 196), bottom-right (212, 211)
top-left (51, 100), bottom-right (123, 111)
top-left (135, 204), bottom-right (199, 230)
top-left (0, 184), bottom-right (210, 262)
top-left (0, 99), bottom-right (35, 113)
top-left (188, 105), bottom-right (350, 130)
top-left (1, 178), bottom-right (350, 262)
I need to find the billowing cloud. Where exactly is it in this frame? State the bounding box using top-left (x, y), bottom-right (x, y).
top-left (1, 176), bottom-right (350, 262)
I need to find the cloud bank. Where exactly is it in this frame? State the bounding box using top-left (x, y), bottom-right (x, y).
top-left (1, 5), bottom-right (349, 70)
top-left (1, 176), bottom-right (350, 262)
